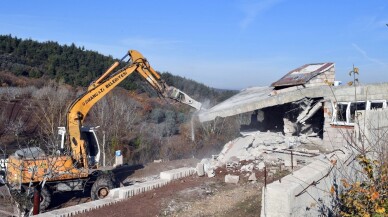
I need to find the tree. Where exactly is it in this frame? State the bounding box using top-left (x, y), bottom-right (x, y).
top-left (32, 84), bottom-right (74, 152)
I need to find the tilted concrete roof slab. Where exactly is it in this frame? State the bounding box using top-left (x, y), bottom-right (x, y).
top-left (198, 83), bottom-right (388, 122)
top-left (271, 63), bottom-right (334, 87)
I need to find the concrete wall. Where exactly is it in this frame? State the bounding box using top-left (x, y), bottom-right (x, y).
top-left (261, 150), bottom-right (355, 217)
top-left (330, 83), bottom-right (388, 102)
top-left (322, 124), bottom-right (354, 151)
top-left (355, 109), bottom-right (388, 155)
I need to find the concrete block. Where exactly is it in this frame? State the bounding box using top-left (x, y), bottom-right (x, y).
top-left (34, 213), bottom-right (56, 217)
top-left (248, 173), bottom-right (257, 181)
top-left (50, 205), bottom-right (85, 216)
top-left (196, 163), bottom-right (205, 176)
top-left (240, 164), bottom-right (254, 172)
top-left (160, 167), bottom-right (195, 181)
top-left (107, 188), bottom-right (120, 199)
top-left (117, 179), bottom-right (170, 199)
top-left (38, 197), bottom-right (122, 217)
top-left (258, 162), bottom-right (266, 170)
top-left (225, 174), bottom-right (239, 184)
top-left (207, 169), bottom-right (215, 178)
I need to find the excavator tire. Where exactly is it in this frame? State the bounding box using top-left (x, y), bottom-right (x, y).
top-left (91, 174), bottom-right (116, 200)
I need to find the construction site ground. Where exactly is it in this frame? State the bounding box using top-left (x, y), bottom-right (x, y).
top-left (77, 158), bottom-right (266, 217)
top-left (0, 158), bottom-right (287, 217)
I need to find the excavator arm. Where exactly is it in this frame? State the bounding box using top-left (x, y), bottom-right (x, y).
top-left (66, 50), bottom-right (201, 168)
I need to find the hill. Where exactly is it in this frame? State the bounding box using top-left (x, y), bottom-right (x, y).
top-left (0, 35), bottom-right (240, 165)
top-left (0, 35), bottom-right (236, 105)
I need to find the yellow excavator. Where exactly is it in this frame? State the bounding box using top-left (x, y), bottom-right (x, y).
top-left (5, 50), bottom-right (202, 212)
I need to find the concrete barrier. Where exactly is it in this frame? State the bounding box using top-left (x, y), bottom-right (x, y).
top-left (160, 167), bottom-right (196, 180)
top-left (36, 167), bottom-right (195, 217)
top-left (260, 150), bottom-right (354, 217)
top-left (112, 179), bottom-right (170, 199)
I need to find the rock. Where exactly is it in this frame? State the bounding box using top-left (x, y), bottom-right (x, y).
top-left (200, 158), bottom-right (210, 171)
top-left (196, 163), bottom-right (205, 176)
top-left (248, 173), bottom-right (257, 181)
top-left (225, 174), bottom-right (239, 184)
top-left (207, 169), bottom-right (215, 178)
top-left (240, 164), bottom-right (254, 172)
top-left (257, 162), bottom-right (265, 170)
top-left (226, 161), bottom-right (239, 168)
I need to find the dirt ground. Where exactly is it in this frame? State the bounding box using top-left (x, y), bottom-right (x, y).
top-left (76, 159), bottom-right (269, 217)
top-left (77, 173), bottom-right (263, 217)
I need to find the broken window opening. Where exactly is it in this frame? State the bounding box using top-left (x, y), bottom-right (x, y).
top-left (349, 102), bottom-right (366, 123)
top-left (370, 102), bottom-right (383, 109)
top-left (332, 100), bottom-right (387, 125)
top-left (369, 100), bottom-right (386, 110)
top-left (336, 103), bottom-right (347, 123)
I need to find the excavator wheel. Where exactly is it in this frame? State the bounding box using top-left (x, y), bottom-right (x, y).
top-left (91, 174), bottom-right (116, 200)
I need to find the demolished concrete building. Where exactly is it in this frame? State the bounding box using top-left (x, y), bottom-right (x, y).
top-left (198, 63), bottom-right (388, 151)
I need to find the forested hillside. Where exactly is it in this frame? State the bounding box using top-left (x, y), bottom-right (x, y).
top-left (0, 35), bottom-right (236, 104)
top-left (0, 35), bottom-right (240, 165)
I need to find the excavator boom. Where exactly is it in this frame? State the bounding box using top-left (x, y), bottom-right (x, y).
top-left (67, 50), bottom-right (202, 168)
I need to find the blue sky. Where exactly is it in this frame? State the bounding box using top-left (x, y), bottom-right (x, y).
top-left (1, 0), bottom-right (387, 90)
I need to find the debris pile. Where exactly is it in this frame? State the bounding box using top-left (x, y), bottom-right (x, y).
top-left (196, 131), bottom-right (322, 183)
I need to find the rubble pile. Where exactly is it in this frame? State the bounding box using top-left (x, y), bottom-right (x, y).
top-left (196, 131), bottom-right (322, 183)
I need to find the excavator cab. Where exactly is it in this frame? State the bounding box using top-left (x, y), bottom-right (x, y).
top-left (57, 126), bottom-right (101, 168)
top-left (81, 127), bottom-right (101, 168)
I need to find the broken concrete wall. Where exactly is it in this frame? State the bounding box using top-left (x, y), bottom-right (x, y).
top-left (261, 150), bottom-right (354, 217)
top-left (240, 98), bottom-right (324, 138)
